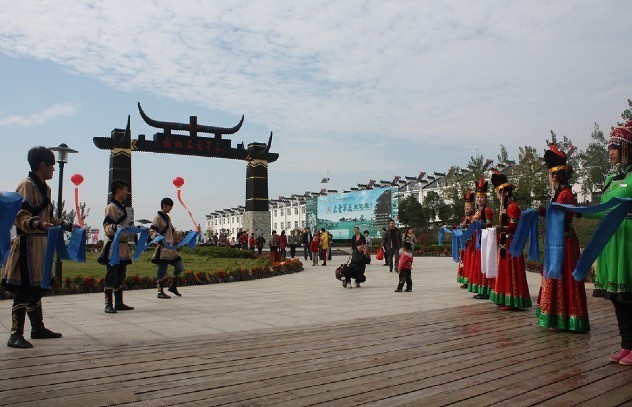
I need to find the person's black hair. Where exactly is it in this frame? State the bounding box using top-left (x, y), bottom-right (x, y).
top-left (110, 179), bottom-right (129, 195)
top-left (27, 146), bottom-right (55, 172)
top-left (161, 197), bottom-right (174, 207)
top-left (403, 242), bottom-right (412, 251)
top-left (364, 230), bottom-right (369, 235)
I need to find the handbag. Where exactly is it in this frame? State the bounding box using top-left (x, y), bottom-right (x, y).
top-left (335, 256), bottom-right (352, 280)
top-left (335, 264), bottom-right (347, 280)
top-left (376, 247), bottom-right (384, 261)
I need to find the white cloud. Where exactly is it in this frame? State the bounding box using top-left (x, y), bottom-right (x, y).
top-left (0, 0), bottom-right (631, 218)
top-left (0, 104), bottom-right (81, 127)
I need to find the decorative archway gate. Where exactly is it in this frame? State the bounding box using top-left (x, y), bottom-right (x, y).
top-left (93, 103), bottom-right (278, 240)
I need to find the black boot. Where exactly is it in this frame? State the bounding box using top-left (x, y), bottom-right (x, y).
top-left (104, 288), bottom-right (116, 313)
top-left (404, 283), bottom-right (412, 292)
top-left (395, 281), bottom-right (404, 292)
top-left (7, 304), bottom-right (32, 349)
top-left (114, 287), bottom-right (134, 311)
top-left (28, 300), bottom-right (62, 339)
top-left (157, 280), bottom-right (170, 299)
top-left (168, 276), bottom-right (181, 297)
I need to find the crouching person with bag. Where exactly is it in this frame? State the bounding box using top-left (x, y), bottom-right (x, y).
top-left (343, 238), bottom-right (371, 288)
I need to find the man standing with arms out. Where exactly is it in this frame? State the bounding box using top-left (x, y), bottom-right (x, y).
top-left (3, 147), bottom-right (74, 348)
top-left (151, 198), bottom-right (186, 299)
top-left (383, 219), bottom-right (402, 273)
top-left (98, 179), bottom-right (134, 314)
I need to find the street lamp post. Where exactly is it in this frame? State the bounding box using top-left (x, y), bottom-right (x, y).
top-left (49, 143), bottom-right (78, 285)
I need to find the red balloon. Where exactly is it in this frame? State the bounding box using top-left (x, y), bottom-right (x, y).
top-left (70, 173), bottom-right (84, 186)
top-left (173, 176), bottom-right (184, 188)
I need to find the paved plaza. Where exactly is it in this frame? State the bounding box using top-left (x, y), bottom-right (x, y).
top-left (1, 256), bottom-right (630, 406)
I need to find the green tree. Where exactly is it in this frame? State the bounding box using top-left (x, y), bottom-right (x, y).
top-left (577, 123), bottom-right (609, 201)
top-left (52, 200), bottom-right (91, 230)
top-left (443, 165), bottom-right (472, 226)
top-left (422, 191), bottom-right (448, 225)
top-left (619, 98), bottom-right (632, 124)
top-left (497, 144), bottom-right (509, 164)
top-left (398, 195), bottom-right (428, 231)
top-left (511, 145), bottom-right (549, 208)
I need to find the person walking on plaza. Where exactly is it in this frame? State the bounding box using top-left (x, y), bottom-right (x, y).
top-left (585, 122), bottom-right (632, 363)
top-left (489, 170), bottom-right (531, 310)
top-left (383, 219), bottom-right (402, 273)
top-left (248, 233), bottom-right (256, 252)
top-left (363, 230), bottom-right (372, 253)
top-left (99, 179), bottom-right (135, 314)
top-left (279, 230), bottom-right (288, 259)
top-left (468, 174), bottom-right (495, 299)
top-left (238, 229), bottom-right (248, 250)
top-left (151, 198), bottom-right (187, 299)
top-left (381, 227), bottom-right (389, 266)
top-left (351, 227), bottom-right (364, 251)
top-left (343, 237), bottom-right (370, 288)
top-left (327, 231), bottom-right (333, 261)
top-left (2, 147), bottom-right (73, 348)
top-left (269, 230), bottom-right (280, 262)
top-left (403, 227), bottom-right (417, 248)
top-left (301, 227), bottom-right (312, 261)
top-left (310, 231), bottom-right (320, 266)
top-left (288, 229), bottom-right (299, 258)
top-left (395, 242), bottom-right (414, 292)
top-left (537, 141), bottom-right (589, 332)
top-left (256, 233), bottom-right (265, 256)
top-left (319, 228), bottom-right (329, 266)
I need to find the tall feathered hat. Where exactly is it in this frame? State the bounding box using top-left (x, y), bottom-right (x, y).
top-left (464, 189), bottom-right (475, 203)
top-left (475, 159), bottom-right (493, 196)
top-left (608, 120), bottom-right (632, 166)
top-left (544, 138), bottom-right (575, 174)
top-left (491, 168), bottom-right (515, 192)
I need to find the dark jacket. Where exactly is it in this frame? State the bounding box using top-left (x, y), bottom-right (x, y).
top-left (383, 227), bottom-right (403, 250)
top-left (350, 233), bottom-right (366, 251)
top-left (346, 248), bottom-right (371, 281)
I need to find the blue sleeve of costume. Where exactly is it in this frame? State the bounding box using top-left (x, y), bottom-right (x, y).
top-left (571, 197), bottom-right (632, 281)
top-left (42, 226), bottom-right (87, 288)
top-left (543, 198), bottom-right (631, 280)
top-left (461, 221), bottom-right (482, 250)
top-left (509, 209), bottom-right (539, 261)
top-left (149, 230), bottom-right (198, 250)
top-left (109, 226), bottom-right (150, 266)
top-left (0, 192), bottom-right (23, 266)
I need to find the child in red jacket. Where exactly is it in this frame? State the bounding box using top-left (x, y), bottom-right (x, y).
top-left (310, 233), bottom-right (320, 266)
top-left (396, 242), bottom-right (414, 292)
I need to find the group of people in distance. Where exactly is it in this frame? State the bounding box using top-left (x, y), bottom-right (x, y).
top-left (339, 222), bottom-right (415, 292)
top-left (455, 125), bottom-right (632, 366)
top-left (1, 146), bottom-right (194, 348)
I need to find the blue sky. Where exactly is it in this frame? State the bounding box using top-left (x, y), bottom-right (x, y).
top-left (1, 1), bottom-right (631, 233)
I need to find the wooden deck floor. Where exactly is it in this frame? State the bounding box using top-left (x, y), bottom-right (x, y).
top-left (1, 293), bottom-right (631, 407)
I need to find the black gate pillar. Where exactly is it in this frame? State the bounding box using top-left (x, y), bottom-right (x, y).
top-left (243, 142), bottom-right (272, 240)
top-left (106, 116), bottom-right (134, 223)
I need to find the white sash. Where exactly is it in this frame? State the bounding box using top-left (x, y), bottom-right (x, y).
top-left (481, 228), bottom-right (498, 278)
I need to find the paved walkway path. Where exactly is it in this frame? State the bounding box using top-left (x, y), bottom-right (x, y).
top-left (1, 256), bottom-right (630, 406)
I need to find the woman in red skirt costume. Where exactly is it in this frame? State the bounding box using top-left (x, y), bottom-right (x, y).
top-left (537, 142), bottom-right (590, 332)
top-left (468, 171), bottom-right (496, 300)
top-left (457, 190), bottom-right (475, 289)
top-left (490, 169), bottom-right (532, 310)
